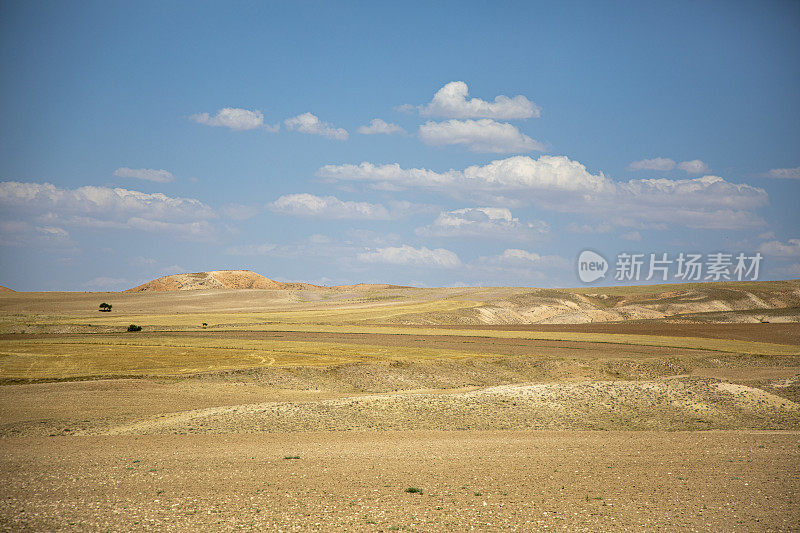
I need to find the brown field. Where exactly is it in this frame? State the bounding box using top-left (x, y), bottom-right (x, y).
top-left (1, 281), bottom-right (799, 530)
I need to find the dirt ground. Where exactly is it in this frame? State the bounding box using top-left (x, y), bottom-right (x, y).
top-left (1, 287), bottom-right (799, 530)
top-left (2, 431), bottom-right (798, 532)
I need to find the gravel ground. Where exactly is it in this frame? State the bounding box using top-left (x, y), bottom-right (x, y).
top-left (2, 431), bottom-right (798, 531)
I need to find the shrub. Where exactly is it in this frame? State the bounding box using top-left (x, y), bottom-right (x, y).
top-left (405, 487), bottom-right (422, 494)
top-left (99, 303), bottom-right (112, 312)
top-left (127, 324), bottom-right (142, 332)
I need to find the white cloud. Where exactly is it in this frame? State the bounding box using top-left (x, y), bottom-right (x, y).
top-left (114, 167), bottom-right (175, 183)
top-left (225, 243), bottom-right (277, 256)
top-left (483, 249), bottom-right (569, 268)
top-left (357, 118), bottom-right (405, 135)
top-left (760, 167), bottom-right (800, 180)
top-left (416, 207), bottom-right (548, 240)
top-left (357, 245), bottom-right (461, 268)
top-left (758, 239), bottom-right (800, 257)
top-left (566, 222), bottom-right (612, 234)
top-left (677, 159), bottom-right (710, 174)
top-left (619, 231), bottom-right (642, 241)
top-left (628, 157), bottom-right (676, 171)
top-left (284, 112), bottom-right (348, 140)
top-left (318, 155), bottom-right (767, 229)
top-left (0, 181), bottom-right (216, 241)
top-left (191, 107), bottom-right (277, 131)
top-left (0, 220), bottom-right (76, 249)
top-left (774, 263), bottom-right (800, 277)
top-left (269, 193), bottom-right (390, 220)
top-left (318, 155), bottom-right (608, 194)
top-left (82, 276), bottom-right (130, 291)
top-left (418, 119), bottom-right (544, 153)
top-left (628, 158), bottom-right (709, 174)
top-left (417, 81), bottom-right (540, 119)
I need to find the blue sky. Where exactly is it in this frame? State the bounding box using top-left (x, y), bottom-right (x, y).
top-left (1, 1), bottom-right (798, 290)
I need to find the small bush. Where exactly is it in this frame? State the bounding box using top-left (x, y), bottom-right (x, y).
top-left (283, 455), bottom-right (300, 460)
top-left (127, 324), bottom-right (142, 332)
top-left (405, 487), bottom-right (422, 494)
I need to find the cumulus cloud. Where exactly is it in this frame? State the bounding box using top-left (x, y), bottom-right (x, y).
top-left (417, 81), bottom-right (540, 119)
top-left (628, 157), bottom-right (676, 171)
top-left (357, 245), bottom-right (461, 268)
top-left (318, 155), bottom-right (768, 229)
top-left (760, 167), bottom-right (800, 180)
top-left (677, 159), bottom-right (710, 174)
top-left (758, 239), bottom-right (800, 257)
top-left (418, 119), bottom-right (544, 153)
top-left (114, 167), bottom-right (175, 183)
top-left (318, 155), bottom-right (608, 194)
top-left (190, 107), bottom-right (277, 131)
top-left (416, 207), bottom-right (548, 240)
top-left (0, 181), bottom-right (216, 241)
top-left (284, 113), bottom-right (348, 140)
top-left (268, 193), bottom-right (390, 220)
top-left (357, 118), bottom-right (405, 135)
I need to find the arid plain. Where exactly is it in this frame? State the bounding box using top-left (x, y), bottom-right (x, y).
top-left (1, 272), bottom-right (799, 531)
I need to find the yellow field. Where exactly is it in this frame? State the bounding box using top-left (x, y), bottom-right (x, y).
top-left (0, 335), bottom-right (496, 380)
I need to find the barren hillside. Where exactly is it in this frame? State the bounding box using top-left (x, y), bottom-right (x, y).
top-left (126, 270), bottom-right (284, 292)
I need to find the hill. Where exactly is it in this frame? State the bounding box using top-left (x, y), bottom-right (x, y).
top-left (0, 286), bottom-right (14, 292)
top-left (126, 270), bottom-right (284, 292)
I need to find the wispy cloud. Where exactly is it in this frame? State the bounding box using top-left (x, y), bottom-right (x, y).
top-left (628, 157), bottom-right (676, 171)
top-left (269, 193), bottom-right (390, 220)
top-left (758, 238), bottom-right (800, 257)
top-left (760, 167), bottom-right (800, 180)
top-left (416, 207), bottom-right (548, 240)
top-left (357, 244), bottom-right (461, 268)
top-left (114, 167), bottom-right (175, 183)
top-left (628, 157), bottom-right (709, 174)
top-left (677, 159), bottom-right (709, 174)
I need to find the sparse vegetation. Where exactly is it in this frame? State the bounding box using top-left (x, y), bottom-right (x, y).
top-left (283, 455), bottom-right (300, 460)
top-left (127, 324), bottom-right (142, 332)
top-left (405, 487), bottom-right (422, 494)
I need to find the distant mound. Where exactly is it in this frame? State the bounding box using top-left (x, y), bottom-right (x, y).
top-left (126, 270), bottom-right (284, 292)
top-left (332, 283), bottom-right (411, 290)
top-left (0, 285), bottom-right (14, 292)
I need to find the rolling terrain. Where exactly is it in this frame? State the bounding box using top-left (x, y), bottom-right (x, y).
top-left (0, 277), bottom-right (798, 530)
